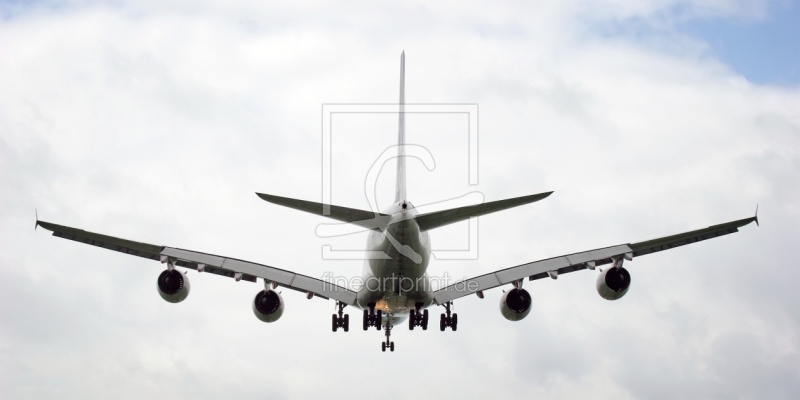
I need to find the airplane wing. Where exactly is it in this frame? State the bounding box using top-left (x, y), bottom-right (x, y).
top-left (432, 215), bottom-right (758, 305)
top-left (35, 220), bottom-right (358, 305)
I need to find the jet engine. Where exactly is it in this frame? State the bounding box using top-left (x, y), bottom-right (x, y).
top-left (157, 269), bottom-right (191, 303)
top-left (500, 288), bottom-right (532, 321)
top-left (596, 266), bottom-right (631, 300)
top-left (252, 289), bottom-right (284, 323)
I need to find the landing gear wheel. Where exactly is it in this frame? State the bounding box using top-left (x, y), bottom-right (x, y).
top-left (452, 313), bottom-right (458, 331)
top-left (390, 342), bottom-right (395, 352)
top-left (331, 301), bottom-right (348, 333)
top-left (440, 314), bottom-right (446, 331)
top-left (409, 309), bottom-right (416, 330)
top-left (363, 309), bottom-right (369, 331)
top-left (376, 310), bottom-right (382, 331)
top-left (382, 342), bottom-right (386, 352)
top-left (422, 309), bottom-right (429, 330)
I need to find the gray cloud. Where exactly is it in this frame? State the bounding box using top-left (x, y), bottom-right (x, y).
top-left (1, 0), bottom-right (798, 399)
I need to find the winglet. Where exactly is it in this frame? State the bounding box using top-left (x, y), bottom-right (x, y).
top-left (754, 204), bottom-right (759, 227)
top-left (34, 208), bottom-right (39, 230)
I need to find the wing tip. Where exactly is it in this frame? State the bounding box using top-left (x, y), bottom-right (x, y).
top-left (754, 204), bottom-right (759, 227)
top-left (255, 192), bottom-right (271, 202)
top-left (34, 219), bottom-right (55, 233)
top-left (529, 190), bottom-right (554, 201)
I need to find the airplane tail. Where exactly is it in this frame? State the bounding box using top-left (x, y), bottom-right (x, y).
top-left (395, 51), bottom-right (407, 205)
top-left (258, 54), bottom-right (553, 231)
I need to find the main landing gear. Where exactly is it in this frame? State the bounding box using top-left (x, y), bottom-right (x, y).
top-left (362, 303), bottom-right (382, 331)
top-left (409, 302), bottom-right (429, 330)
top-left (381, 318), bottom-right (395, 352)
top-left (332, 301), bottom-right (349, 332)
top-left (440, 301), bottom-right (457, 331)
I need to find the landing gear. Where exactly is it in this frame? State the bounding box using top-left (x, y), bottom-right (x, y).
top-left (331, 301), bottom-right (349, 332)
top-left (408, 302), bottom-right (428, 330)
top-left (381, 318), bottom-right (394, 352)
top-left (362, 303), bottom-right (382, 331)
top-left (439, 301), bottom-right (457, 331)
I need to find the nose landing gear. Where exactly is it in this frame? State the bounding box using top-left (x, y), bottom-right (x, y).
top-left (381, 318), bottom-right (394, 352)
top-left (331, 301), bottom-right (349, 332)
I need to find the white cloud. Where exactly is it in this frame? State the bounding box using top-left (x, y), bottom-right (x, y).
top-left (1, 1), bottom-right (798, 399)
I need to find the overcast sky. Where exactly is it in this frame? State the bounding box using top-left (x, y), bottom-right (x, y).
top-left (1, 0), bottom-right (799, 399)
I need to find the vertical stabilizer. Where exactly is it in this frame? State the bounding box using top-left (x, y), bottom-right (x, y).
top-left (395, 51), bottom-right (407, 204)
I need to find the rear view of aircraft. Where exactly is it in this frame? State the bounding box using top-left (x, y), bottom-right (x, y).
top-left (36, 53), bottom-right (758, 352)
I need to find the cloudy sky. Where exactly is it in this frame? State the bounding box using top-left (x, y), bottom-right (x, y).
top-left (1, 0), bottom-right (799, 398)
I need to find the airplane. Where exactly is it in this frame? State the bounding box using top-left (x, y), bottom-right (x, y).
top-left (36, 52), bottom-right (758, 352)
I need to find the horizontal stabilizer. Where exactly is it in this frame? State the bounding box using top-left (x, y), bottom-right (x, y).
top-left (415, 191), bottom-right (553, 231)
top-left (256, 193), bottom-right (390, 230)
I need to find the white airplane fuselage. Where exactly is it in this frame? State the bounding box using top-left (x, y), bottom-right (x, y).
top-left (356, 202), bottom-right (434, 325)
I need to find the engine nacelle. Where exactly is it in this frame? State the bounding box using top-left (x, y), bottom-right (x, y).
top-left (157, 269), bottom-right (190, 303)
top-left (500, 288), bottom-right (532, 321)
top-left (252, 289), bottom-right (284, 323)
top-left (596, 266), bottom-right (631, 300)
